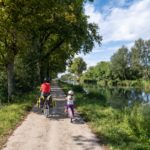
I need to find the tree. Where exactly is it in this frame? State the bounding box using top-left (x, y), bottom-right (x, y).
top-left (142, 40), bottom-right (150, 79)
top-left (0, 0), bottom-right (102, 101)
top-left (25, 0), bottom-right (102, 82)
top-left (94, 61), bottom-right (111, 80)
top-left (60, 73), bottom-right (74, 82)
top-left (81, 66), bottom-right (96, 81)
top-left (0, 0), bottom-right (28, 101)
top-left (130, 39), bottom-right (144, 79)
top-left (110, 46), bottom-right (129, 80)
top-left (69, 57), bottom-right (87, 82)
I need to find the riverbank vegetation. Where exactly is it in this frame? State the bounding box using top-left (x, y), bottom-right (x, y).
top-left (59, 81), bottom-right (150, 150)
top-left (81, 39), bottom-right (150, 83)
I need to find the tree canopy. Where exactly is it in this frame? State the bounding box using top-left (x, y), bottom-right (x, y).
top-left (0, 0), bottom-right (102, 102)
top-left (80, 38), bottom-right (150, 82)
top-left (68, 57), bottom-right (87, 81)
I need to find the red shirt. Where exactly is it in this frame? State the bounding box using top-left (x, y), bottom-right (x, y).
top-left (40, 82), bottom-right (51, 93)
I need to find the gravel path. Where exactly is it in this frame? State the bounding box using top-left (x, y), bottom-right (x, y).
top-left (2, 81), bottom-right (106, 150)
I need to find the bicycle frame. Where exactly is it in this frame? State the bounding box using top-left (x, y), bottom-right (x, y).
top-left (38, 94), bottom-right (53, 117)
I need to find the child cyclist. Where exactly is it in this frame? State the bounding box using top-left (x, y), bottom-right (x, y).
top-left (65, 90), bottom-right (75, 123)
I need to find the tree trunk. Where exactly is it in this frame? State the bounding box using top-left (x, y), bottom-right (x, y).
top-left (39, 61), bottom-right (45, 83)
top-left (7, 58), bottom-right (14, 103)
top-left (46, 62), bottom-right (50, 79)
top-left (39, 62), bottom-right (44, 83)
top-left (38, 60), bottom-right (50, 83)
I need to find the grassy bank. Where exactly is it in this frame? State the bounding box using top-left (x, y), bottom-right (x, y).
top-left (0, 89), bottom-right (38, 148)
top-left (59, 81), bottom-right (150, 150)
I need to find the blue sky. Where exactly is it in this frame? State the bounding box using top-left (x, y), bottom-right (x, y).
top-left (78, 0), bottom-right (150, 67)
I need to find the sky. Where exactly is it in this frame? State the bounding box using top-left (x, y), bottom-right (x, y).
top-left (78, 0), bottom-right (150, 67)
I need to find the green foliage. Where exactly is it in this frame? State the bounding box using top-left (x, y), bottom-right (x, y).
top-left (80, 38), bottom-right (150, 82)
top-left (142, 80), bottom-right (150, 92)
top-left (107, 80), bottom-right (118, 86)
top-left (59, 82), bottom-right (150, 150)
top-left (81, 66), bottom-right (96, 80)
top-left (0, 69), bottom-right (7, 102)
top-left (95, 61), bottom-right (111, 80)
top-left (97, 80), bottom-right (108, 86)
top-left (110, 46), bottom-right (129, 80)
top-left (69, 57), bottom-right (87, 77)
top-left (129, 104), bottom-right (150, 141)
top-left (130, 80), bottom-right (142, 87)
top-left (14, 47), bottom-right (41, 92)
top-left (82, 62), bottom-right (111, 82)
top-left (0, 0), bottom-right (102, 101)
top-left (60, 73), bottom-right (75, 82)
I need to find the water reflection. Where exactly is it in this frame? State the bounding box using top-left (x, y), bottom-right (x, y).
top-left (83, 84), bottom-right (150, 108)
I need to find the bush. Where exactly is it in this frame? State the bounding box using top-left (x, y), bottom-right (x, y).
top-left (107, 80), bottom-right (118, 86)
top-left (129, 104), bottom-right (150, 141)
top-left (98, 80), bottom-right (108, 86)
top-left (142, 80), bottom-right (150, 92)
top-left (130, 80), bottom-right (142, 87)
top-left (119, 80), bottom-right (131, 87)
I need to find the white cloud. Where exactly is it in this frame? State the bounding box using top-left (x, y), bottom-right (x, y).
top-left (78, 45), bottom-right (119, 67)
top-left (78, 40), bottom-right (135, 68)
top-left (84, 4), bottom-right (103, 25)
top-left (85, 0), bottom-right (150, 43)
top-left (79, 0), bottom-right (150, 68)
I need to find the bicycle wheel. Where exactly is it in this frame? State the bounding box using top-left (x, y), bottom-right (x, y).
top-left (44, 101), bottom-right (50, 118)
top-left (68, 107), bottom-right (73, 122)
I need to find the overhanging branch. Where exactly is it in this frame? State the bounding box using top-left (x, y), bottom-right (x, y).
top-left (41, 38), bottom-right (65, 61)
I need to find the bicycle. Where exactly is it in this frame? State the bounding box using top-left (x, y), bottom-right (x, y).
top-left (37, 94), bottom-right (55, 117)
top-left (43, 94), bottom-right (54, 118)
top-left (43, 99), bottom-right (49, 117)
top-left (66, 104), bottom-right (74, 123)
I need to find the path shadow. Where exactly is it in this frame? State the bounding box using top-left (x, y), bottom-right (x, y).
top-left (32, 104), bottom-right (85, 124)
top-left (72, 135), bottom-right (100, 150)
top-left (31, 104), bottom-right (66, 120)
top-left (72, 114), bottom-right (85, 124)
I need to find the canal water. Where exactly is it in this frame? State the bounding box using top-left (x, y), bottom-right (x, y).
top-left (83, 84), bottom-right (150, 108)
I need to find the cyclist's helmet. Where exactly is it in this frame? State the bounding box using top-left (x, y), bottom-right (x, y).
top-left (44, 77), bottom-right (49, 82)
top-left (68, 90), bottom-right (74, 95)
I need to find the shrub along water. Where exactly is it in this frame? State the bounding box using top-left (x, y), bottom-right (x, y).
top-left (98, 80), bottom-right (150, 91)
top-left (59, 81), bottom-right (150, 150)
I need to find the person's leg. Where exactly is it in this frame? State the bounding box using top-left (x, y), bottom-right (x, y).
top-left (40, 97), bottom-right (44, 108)
top-left (64, 104), bottom-right (68, 113)
top-left (70, 105), bottom-right (74, 117)
top-left (40, 92), bottom-right (44, 98)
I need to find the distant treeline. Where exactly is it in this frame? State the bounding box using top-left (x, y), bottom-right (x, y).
top-left (81, 38), bottom-right (150, 83)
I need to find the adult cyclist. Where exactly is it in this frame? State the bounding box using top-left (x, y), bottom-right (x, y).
top-left (40, 77), bottom-right (51, 97)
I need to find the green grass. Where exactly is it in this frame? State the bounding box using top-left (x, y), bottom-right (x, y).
top-left (0, 89), bottom-right (38, 148)
top-left (59, 80), bottom-right (150, 150)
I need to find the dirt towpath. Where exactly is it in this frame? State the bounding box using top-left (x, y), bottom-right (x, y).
top-left (2, 81), bottom-right (106, 150)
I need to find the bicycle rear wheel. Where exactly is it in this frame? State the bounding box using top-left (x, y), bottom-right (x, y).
top-left (68, 107), bottom-right (73, 122)
top-left (44, 101), bottom-right (50, 118)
